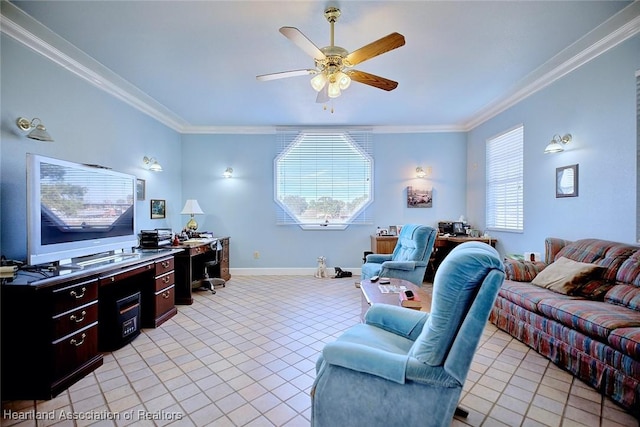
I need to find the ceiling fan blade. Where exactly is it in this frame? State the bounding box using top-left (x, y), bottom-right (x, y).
top-left (316, 86), bottom-right (329, 104)
top-left (279, 26), bottom-right (326, 60)
top-left (256, 69), bottom-right (316, 81)
top-left (346, 70), bottom-right (398, 91)
top-left (345, 32), bottom-right (405, 66)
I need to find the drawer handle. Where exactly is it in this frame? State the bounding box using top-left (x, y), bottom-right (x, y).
top-left (162, 276), bottom-right (171, 284)
top-left (70, 311), bottom-right (86, 323)
top-left (162, 291), bottom-right (171, 299)
top-left (161, 261), bottom-right (170, 268)
top-left (70, 287), bottom-right (86, 299)
top-left (70, 333), bottom-right (86, 347)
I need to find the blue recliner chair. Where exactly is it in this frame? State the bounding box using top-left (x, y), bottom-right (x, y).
top-left (311, 242), bottom-right (505, 427)
top-left (361, 224), bottom-right (437, 286)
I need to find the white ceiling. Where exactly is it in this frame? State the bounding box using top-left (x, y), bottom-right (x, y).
top-left (4, 1), bottom-right (639, 133)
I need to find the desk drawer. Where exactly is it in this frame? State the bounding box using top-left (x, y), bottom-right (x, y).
top-left (52, 302), bottom-right (98, 339)
top-left (155, 285), bottom-right (175, 316)
top-left (52, 323), bottom-right (99, 379)
top-left (154, 271), bottom-right (175, 292)
top-left (53, 280), bottom-right (98, 314)
top-left (155, 257), bottom-right (174, 275)
top-left (99, 264), bottom-right (153, 286)
top-left (188, 245), bottom-right (210, 256)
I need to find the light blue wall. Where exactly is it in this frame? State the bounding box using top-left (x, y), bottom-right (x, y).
top-left (2, 30), bottom-right (638, 270)
top-left (0, 33), bottom-right (468, 270)
top-left (467, 36), bottom-right (640, 256)
top-left (0, 35), bottom-right (183, 261)
top-left (180, 132), bottom-right (467, 270)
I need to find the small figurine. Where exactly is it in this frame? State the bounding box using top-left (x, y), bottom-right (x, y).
top-left (315, 256), bottom-right (328, 278)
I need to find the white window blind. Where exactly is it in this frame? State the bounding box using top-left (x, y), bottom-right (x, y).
top-left (275, 129), bottom-right (373, 230)
top-left (486, 125), bottom-right (524, 232)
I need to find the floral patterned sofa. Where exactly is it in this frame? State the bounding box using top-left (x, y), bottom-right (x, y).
top-left (489, 237), bottom-right (640, 415)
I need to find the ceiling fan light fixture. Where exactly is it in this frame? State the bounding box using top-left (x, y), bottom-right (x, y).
top-left (327, 81), bottom-right (341, 98)
top-left (337, 72), bottom-right (351, 90)
top-left (310, 73), bottom-right (327, 91)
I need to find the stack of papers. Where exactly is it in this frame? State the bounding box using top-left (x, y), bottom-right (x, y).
top-left (378, 284), bottom-right (407, 294)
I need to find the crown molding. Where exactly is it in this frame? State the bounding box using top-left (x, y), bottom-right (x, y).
top-left (2, 1), bottom-right (638, 135)
top-left (464, 2), bottom-right (640, 131)
top-left (181, 124), bottom-right (466, 135)
top-left (0, 2), bottom-right (189, 132)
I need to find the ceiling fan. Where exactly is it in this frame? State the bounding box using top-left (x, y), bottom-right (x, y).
top-left (256, 7), bottom-right (405, 103)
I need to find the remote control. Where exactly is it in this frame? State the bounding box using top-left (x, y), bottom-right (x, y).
top-left (379, 278), bottom-right (391, 284)
top-left (370, 276), bottom-right (380, 282)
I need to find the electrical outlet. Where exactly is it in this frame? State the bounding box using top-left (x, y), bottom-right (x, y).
top-left (253, 251), bottom-right (260, 259)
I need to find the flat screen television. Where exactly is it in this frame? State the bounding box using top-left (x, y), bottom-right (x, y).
top-left (27, 154), bottom-right (138, 266)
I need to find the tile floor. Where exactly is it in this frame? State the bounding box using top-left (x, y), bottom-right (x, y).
top-left (1, 275), bottom-right (638, 427)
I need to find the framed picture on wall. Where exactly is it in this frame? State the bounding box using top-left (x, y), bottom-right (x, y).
top-left (407, 186), bottom-right (433, 208)
top-left (150, 199), bottom-right (166, 219)
top-left (136, 178), bottom-right (145, 201)
top-left (556, 164), bottom-right (579, 198)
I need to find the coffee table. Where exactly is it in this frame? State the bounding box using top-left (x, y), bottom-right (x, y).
top-left (359, 278), bottom-right (432, 321)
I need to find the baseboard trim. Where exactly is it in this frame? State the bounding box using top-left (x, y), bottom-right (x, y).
top-left (230, 267), bottom-right (362, 276)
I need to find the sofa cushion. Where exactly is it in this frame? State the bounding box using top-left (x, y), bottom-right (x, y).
top-left (605, 284), bottom-right (640, 312)
top-left (538, 299), bottom-right (640, 341)
top-left (531, 257), bottom-right (604, 295)
top-left (498, 280), bottom-right (578, 312)
top-left (608, 327), bottom-right (640, 360)
top-left (504, 259), bottom-right (546, 282)
top-left (554, 238), bottom-right (638, 282)
top-left (615, 249), bottom-right (640, 286)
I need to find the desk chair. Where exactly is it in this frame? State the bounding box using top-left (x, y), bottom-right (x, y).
top-left (195, 260), bottom-right (226, 294)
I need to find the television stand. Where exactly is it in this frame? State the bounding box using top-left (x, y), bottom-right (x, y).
top-left (1, 249), bottom-right (180, 400)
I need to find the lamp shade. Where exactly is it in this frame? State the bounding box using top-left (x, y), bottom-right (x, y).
top-left (148, 160), bottom-right (163, 172)
top-left (544, 141), bottom-right (564, 154)
top-left (28, 124), bottom-right (54, 142)
top-left (180, 199), bottom-right (204, 215)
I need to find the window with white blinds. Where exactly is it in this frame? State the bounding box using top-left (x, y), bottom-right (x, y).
top-left (275, 129), bottom-right (373, 230)
top-left (486, 125), bottom-right (524, 232)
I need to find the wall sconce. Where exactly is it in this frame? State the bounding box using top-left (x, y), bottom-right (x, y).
top-left (416, 166), bottom-right (431, 178)
top-left (16, 117), bottom-right (54, 141)
top-left (544, 134), bottom-right (572, 154)
top-left (223, 167), bottom-right (233, 178)
top-left (143, 156), bottom-right (163, 172)
top-left (181, 199), bottom-right (204, 232)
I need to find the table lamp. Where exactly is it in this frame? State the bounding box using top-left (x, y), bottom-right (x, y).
top-left (180, 199), bottom-right (204, 232)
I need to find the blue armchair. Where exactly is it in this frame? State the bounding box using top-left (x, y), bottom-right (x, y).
top-left (311, 242), bottom-right (505, 427)
top-left (361, 224), bottom-right (437, 286)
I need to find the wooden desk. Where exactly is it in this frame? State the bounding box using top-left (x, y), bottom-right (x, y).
top-left (370, 235), bottom-right (398, 254)
top-left (360, 278), bottom-right (432, 321)
top-left (430, 235), bottom-right (497, 280)
top-left (173, 237), bottom-right (230, 305)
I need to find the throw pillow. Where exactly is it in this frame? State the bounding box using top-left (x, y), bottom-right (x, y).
top-left (531, 256), bottom-right (604, 295)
